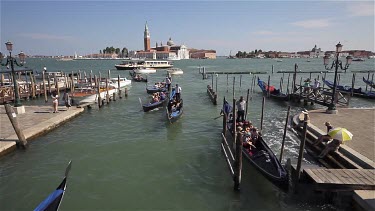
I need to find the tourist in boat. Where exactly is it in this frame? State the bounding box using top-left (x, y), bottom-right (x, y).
top-left (160, 92), bottom-right (166, 101)
top-left (314, 122), bottom-right (333, 146)
top-left (236, 96), bottom-right (246, 122)
top-left (242, 126), bottom-right (256, 153)
top-left (175, 84), bottom-right (182, 101)
top-left (250, 128), bottom-right (259, 143)
top-left (151, 93), bottom-right (160, 103)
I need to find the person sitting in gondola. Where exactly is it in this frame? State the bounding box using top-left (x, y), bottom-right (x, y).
top-left (160, 92), bottom-right (166, 101)
top-left (242, 127), bottom-right (256, 155)
top-left (152, 93), bottom-right (160, 103)
top-left (250, 128), bottom-right (259, 144)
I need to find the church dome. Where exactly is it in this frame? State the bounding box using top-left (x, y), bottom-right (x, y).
top-left (167, 37), bottom-right (175, 46)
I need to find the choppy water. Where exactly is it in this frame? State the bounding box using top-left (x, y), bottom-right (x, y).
top-left (0, 58), bottom-right (374, 210)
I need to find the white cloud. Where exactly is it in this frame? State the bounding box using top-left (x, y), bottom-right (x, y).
top-left (18, 33), bottom-right (74, 41)
top-left (291, 19), bottom-right (331, 29)
top-left (347, 2), bottom-right (374, 17)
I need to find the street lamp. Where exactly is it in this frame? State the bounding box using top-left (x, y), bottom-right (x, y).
top-left (1, 41), bottom-right (26, 107)
top-left (323, 42), bottom-right (352, 113)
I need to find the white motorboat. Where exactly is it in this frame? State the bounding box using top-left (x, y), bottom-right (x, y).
top-left (115, 59), bottom-right (173, 70)
top-left (110, 77), bottom-right (132, 88)
top-left (134, 67), bottom-right (156, 74)
top-left (167, 68), bottom-right (183, 75)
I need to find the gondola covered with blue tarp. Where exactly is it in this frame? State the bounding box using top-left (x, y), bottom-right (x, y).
top-left (324, 79), bottom-right (375, 99)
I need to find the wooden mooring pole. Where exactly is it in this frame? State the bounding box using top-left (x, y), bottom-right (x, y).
top-left (222, 97), bottom-right (227, 136)
top-left (279, 106), bottom-right (290, 161)
top-left (233, 131), bottom-right (243, 191)
top-left (295, 113), bottom-right (309, 185)
top-left (267, 75), bottom-right (271, 98)
top-left (4, 104), bottom-right (27, 148)
top-left (260, 96), bottom-right (265, 133)
top-left (245, 89), bottom-right (250, 120)
top-left (118, 75), bottom-right (122, 99)
top-left (42, 71), bottom-right (47, 102)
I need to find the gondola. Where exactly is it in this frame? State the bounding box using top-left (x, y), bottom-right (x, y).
top-left (363, 77), bottom-right (375, 89)
top-left (141, 95), bottom-right (168, 112)
top-left (223, 100), bottom-right (288, 189)
top-left (146, 86), bottom-right (167, 94)
top-left (257, 77), bottom-right (288, 101)
top-left (34, 161), bottom-right (72, 211)
top-left (166, 90), bottom-right (183, 123)
top-left (323, 79), bottom-right (375, 99)
top-left (129, 71), bottom-right (148, 82)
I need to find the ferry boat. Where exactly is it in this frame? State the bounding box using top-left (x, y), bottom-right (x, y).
top-left (115, 59), bottom-right (173, 70)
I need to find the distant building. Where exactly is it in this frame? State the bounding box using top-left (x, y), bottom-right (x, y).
top-left (135, 23), bottom-right (190, 60)
top-left (189, 49), bottom-right (217, 59)
top-left (310, 45), bottom-right (325, 58)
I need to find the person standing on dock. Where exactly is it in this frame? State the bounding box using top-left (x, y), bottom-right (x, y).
top-left (52, 94), bottom-right (59, 113)
top-left (63, 92), bottom-right (71, 109)
top-left (236, 96), bottom-right (246, 122)
top-left (175, 84), bottom-right (181, 101)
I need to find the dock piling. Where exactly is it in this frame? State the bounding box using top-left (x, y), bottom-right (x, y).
top-left (260, 96), bottom-right (265, 133)
top-left (4, 104), bottom-right (27, 149)
top-left (233, 131), bottom-right (243, 191)
top-left (279, 106), bottom-right (290, 161)
top-left (295, 113), bottom-right (308, 185)
top-left (118, 75), bottom-right (122, 99)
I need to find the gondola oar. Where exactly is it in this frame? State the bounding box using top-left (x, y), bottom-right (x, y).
top-left (139, 97), bottom-right (143, 111)
top-left (166, 107), bottom-right (172, 124)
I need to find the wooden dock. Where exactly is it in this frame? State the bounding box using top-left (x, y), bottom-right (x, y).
top-left (304, 169), bottom-right (375, 191)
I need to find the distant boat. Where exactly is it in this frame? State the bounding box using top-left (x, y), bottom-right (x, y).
top-left (306, 59), bottom-right (311, 62)
top-left (115, 59), bottom-right (173, 70)
top-left (274, 59), bottom-right (282, 62)
top-left (167, 68), bottom-right (183, 75)
top-left (134, 67), bottom-right (156, 74)
top-left (227, 50), bottom-right (236, 59)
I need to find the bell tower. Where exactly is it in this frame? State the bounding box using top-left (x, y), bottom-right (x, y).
top-left (144, 22), bottom-right (150, 51)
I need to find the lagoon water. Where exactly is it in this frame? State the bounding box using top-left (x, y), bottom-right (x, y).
top-left (0, 58), bottom-right (374, 210)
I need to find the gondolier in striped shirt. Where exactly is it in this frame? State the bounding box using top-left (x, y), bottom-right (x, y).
top-left (166, 75), bottom-right (172, 91)
top-left (175, 84), bottom-right (182, 101)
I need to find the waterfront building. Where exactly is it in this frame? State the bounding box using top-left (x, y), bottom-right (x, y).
top-left (310, 45), bottom-right (325, 58)
top-left (189, 50), bottom-right (217, 59)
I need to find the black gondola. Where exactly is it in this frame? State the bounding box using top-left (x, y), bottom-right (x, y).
top-left (257, 77), bottom-right (288, 101)
top-left (223, 100), bottom-right (288, 189)
top-left (142, 94), bottom-right (168, 112)
top-left (146, 86), bottom-right (167, 94)
top-left (34, 161), bottom-right (72, 211)
top-left (166, 89), bottom-right (183, 123)
top-left (323, 79), bottom-right (375, 99)
top-left (129, 71), bottom-right (148, 82)
top-left (363, 77), bottom-right (375, 89)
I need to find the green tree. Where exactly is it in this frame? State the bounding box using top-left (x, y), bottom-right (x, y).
top-left (255, 49), bottom-right (258, 55)
top-left (121, 47), bottom-right (128, 57)
top-left (115, 48), bottom-right (120, 54)
top-left (99, 50), bottom-right (102, 54)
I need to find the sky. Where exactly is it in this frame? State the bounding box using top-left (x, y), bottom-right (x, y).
top-left (0, 0), bottom-right (374, 56)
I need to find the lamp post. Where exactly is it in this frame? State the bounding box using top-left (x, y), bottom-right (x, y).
top-left (2, 41), bottom-right (26, 107)
top-left (323, 42), bottom-right (352, 113)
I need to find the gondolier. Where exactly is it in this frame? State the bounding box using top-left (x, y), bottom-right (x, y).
top-left (236, 96), bottom-right (246, 122)
top-left (175, 84), bottom-right (181, 101)
top-left (166, 75), bottom-right (172, 91)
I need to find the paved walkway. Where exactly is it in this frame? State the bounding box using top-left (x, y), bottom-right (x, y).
top-left (307, 108), bottom-right (375, 163)
top-left (0, 105), bottom-right (84, 156)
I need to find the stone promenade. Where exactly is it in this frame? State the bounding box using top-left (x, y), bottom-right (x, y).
top-left (0, 105), bottom-right (84, 156)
